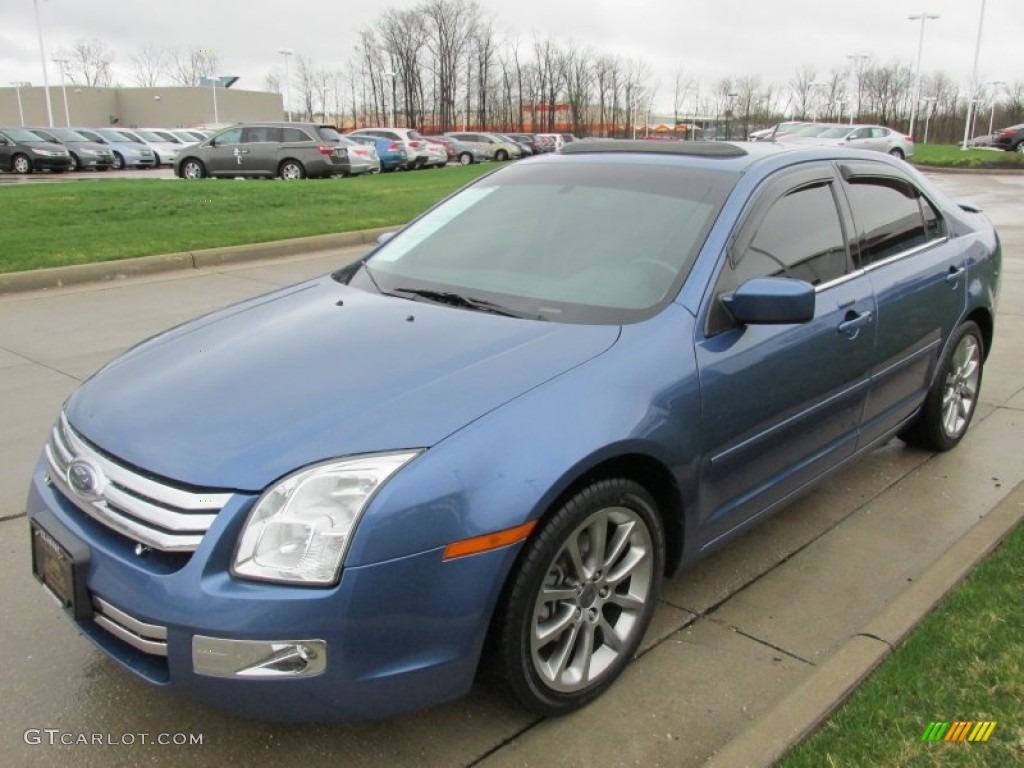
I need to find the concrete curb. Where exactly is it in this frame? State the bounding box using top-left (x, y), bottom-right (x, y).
top-left (705, 480), bottom-right (1024, 768)
top-left (910, 163), bottom-right (1024, 175)
top-left (0, 226), bottom-right (394, 296)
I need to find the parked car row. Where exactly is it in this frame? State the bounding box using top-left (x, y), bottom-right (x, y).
top-left (0, 124), bottom-right (218, 174)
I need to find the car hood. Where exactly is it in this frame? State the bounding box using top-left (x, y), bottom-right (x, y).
top-left (66, 277), bottom-right (620, 491)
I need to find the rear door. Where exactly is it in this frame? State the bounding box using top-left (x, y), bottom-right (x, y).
top-left (240, 126), bottom-right (284, 176)
top-left (695, 164), bottom-right (876, 546)
top-left (837, 162), bottom-right (967, 446)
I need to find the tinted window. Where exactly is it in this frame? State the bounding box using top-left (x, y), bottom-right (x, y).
top-left (243, 126), bottom-right (283, 143)
top-left (281, 127), bottom-right (310, 142)
top-left (734, 183), bottom-right (848, 286)
top-left (845, 177), bottom-right (929, 267)
top-left (316, 126), bottom-right (343, 142)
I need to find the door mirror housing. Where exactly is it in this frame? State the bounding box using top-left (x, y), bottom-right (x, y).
top-left (721, 277), bottom-right (816, 325)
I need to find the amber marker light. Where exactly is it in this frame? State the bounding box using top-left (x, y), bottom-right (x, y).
top-left (443, 521), bottom-right (538, 561)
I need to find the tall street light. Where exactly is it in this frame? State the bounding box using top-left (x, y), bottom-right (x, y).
top-left (52, 57), bottom-right (70, 126)
top-left (383, 70), bottom-right (396, 127)
top-left (278, 48), bottom-right (294, 122)
top-left (961, 0), bottom-right (987, 150)
top-left (907, 9), bottom-right (940, 140)
top-left (32, 0), bottom-right (55, 126)
top-left (846, 53), bottom-right (869, 124)
top-left (9, 81), bottom-right (30, 126)
top-left (986, 81), bottom-right (1006, 138)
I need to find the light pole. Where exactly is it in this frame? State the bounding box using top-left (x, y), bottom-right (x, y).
top-left (985, 81), bottom-right (1006, 139)
top-left (921, 96), bottom-right (937, 143)
top-left (846, 53), bottom-right (869, 124)
top-left (9, 81), bottom-right (29, 126)
top-left (52, 57), bottom-right (70, 126)
top-left (961, 0), bottom-right (987, 150)
top-left (907, 10), bottom-right (939, 140)
top-left (278, 48), bottom-right (293, 122)
top-left (383, 70), bottom-right (396, 127)
top-left (32, 0), bottom-right (54, 126)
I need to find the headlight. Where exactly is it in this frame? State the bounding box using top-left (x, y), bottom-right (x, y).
top-left (232, 452), bottom-right (420, 586)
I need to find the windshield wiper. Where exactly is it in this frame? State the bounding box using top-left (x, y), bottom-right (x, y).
top-left (391, 287), bottom-right (524, 318)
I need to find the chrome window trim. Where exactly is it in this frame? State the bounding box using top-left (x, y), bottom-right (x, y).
top-left (862, 236), bottom-right (950, 273)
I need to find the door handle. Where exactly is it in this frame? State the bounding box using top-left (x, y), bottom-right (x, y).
top-left (945, 266), bottom-right (966, 285)
top-left (837, 310), bottom-right (873, 337)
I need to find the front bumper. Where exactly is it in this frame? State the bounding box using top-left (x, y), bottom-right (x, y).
top-left (26, 464), bottom-right (509, 721)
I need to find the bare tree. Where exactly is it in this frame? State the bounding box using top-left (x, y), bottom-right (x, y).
top-left (380, 7), bottom-right (428, 127)
top-left (672, 68), bottom-right (694, 137)
top-left (295, 56), bottom-right (319, 121)
top-left (421, 0), bottom-right (478, 132)
top-left (129, 44), bottom-right (168, 88)
top-left (790, 65), bottom-right (817, 119)
top-left (59, 38), bottom-right (115, 87)
top-left (169, 47), bottom-right (220, 87)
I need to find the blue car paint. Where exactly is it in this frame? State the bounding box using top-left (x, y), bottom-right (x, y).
top-left (27, 142), bottom-right (1000, 720)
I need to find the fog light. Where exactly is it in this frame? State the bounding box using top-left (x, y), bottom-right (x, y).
top-left (192, 636), bottom-right (326, 678)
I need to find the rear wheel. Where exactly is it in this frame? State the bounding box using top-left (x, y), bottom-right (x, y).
top-left (493, 478), bottom-right (664, 716)
top-left (900, 320), bottom-right (984, 452)
top-left (12, 154), bottom-right (32, 174)
top-left (459, 152), bottom-right (472, 166)
top-left (279, 160), bottom-right (305, 180)
top-left (888, 147), bottom-right (905, 159)
top-left (1016, 141), bottom-right (1024, 154)
top-left (496, 149), bottom-right (509, 161)
top-left (181, 159), bottom-right (206, 179)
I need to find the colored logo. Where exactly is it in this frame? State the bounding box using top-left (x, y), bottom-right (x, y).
top-left (921, 721), bottom-right (997, 742)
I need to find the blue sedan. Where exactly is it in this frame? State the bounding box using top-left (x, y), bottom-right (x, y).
top-left (27, 140), bottom-right (1000, 721)
top-left (346, 133), bottom-right (408, 172)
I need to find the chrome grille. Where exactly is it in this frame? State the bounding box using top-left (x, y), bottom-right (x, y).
top-left (44, 412), bottom-right (232, 553)
top-left (93, 597), bottom-right (168, 657)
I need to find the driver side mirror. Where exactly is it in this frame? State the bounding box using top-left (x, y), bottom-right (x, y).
top-left (721, 277), bottom-right (815, 325)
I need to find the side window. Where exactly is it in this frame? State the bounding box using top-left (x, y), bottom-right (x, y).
top-left (849, 128), bottom-right (871, 140)
top-left (281, 127), bottom-right (309, 142)
top-left (733, 183), bottom-right (849, 286)
top-left (214, 128), bottom-right (243, 145)
top-left (872, 128), bottom-right (890, 139)
top-left (845, 177), bottom-right (931, 267)
top-left (242, 127), bottom-right (282, 143)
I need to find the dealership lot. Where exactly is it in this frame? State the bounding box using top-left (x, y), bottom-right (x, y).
top-left (1, 171), bottom-right (1022, 766)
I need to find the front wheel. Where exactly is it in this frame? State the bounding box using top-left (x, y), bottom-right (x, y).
top-left (68, 153), bottom-right (79, 171)
top-left (181, 159), bottom-right (206, 179)
top-left (111, 152), bottom-right (125, 170)
top-left (900, 320), bottom-right (984, 452)
top-left (12, 154), bottom-right (32, 174)
top-left (279, 160), bottom-right (305, 180)
top-left (493, 479), bottom-right (664, 716)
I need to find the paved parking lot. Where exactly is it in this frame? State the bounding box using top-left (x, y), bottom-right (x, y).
top-left (0, 171), bottom-right (1021, 767)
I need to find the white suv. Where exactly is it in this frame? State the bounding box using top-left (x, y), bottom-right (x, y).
top-left (348, 127), bottom-right (430, 169)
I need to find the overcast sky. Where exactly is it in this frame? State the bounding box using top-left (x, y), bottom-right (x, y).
top-left (2, 0), bottom-right (1021, 111)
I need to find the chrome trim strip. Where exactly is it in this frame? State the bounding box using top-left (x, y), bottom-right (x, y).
top-left (43, 413), bottom-right (231, 552)
top-left (93, 597), bottom-right (168, 657)
top-left (863, 237), bottom-right (949, 273)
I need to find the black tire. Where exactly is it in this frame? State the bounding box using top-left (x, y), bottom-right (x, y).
top-left (180, 159), bottom-right (206, 179)
top-left (459, 152), bottom-right (472, 166)
top-left (888, 147), bottom-right (905, 159)
top-left (900, 320), bottom-right (984, 452)
top-left (279, 159), bottom-right (305, 180)
top-left (68, 153), bottom-right (79, 172)
top-left (496, 149), bottom-right (509, 161)
top-left (493, 478), bottom-right (665, 716)
top-left (12, 154), bottom-right (32, 174)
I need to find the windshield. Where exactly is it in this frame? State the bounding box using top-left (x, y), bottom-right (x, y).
top-left (133, 130), bottom-right (165, 142)
top-left (45, 128), bottom-right (90, 142)
top-left (342, 160), bottom-right (735, 324)
top-left (5, 128), bottom-right (49, 142)
top-left (791, 125), bottom-right (832, 136)
top-left (95, 130), bottom-right (133, 143)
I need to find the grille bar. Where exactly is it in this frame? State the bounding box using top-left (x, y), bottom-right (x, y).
top-left (93, 597), bottom-right (168, 657)
top-left (44, 413), bottom-right (232, 552)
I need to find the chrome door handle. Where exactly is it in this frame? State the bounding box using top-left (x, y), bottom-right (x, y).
top-left (945, 266), bottom-right (966, 285)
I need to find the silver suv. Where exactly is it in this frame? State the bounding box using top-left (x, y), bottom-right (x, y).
top-left (174, 123), bottom-right (353, 180)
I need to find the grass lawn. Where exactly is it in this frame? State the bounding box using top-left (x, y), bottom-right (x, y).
top-left (911, 143), bottom-right (1024, 169)
top-left (780, 520), bottom-right (1024, 767)
top-left (0, 164), bottom-right (494, 273)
